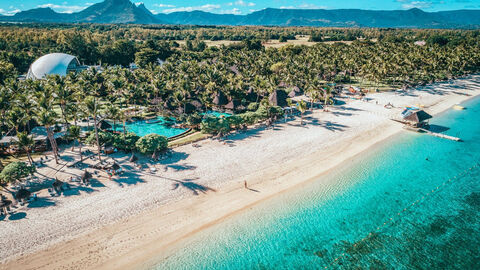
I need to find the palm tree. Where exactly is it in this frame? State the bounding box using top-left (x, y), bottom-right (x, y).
top-left (85, 96), bottom-right (102, 162)
top-left (307, 87), bottom-right (320, 111)
top-left (68, 125), bottom-right (83, 162)
top-left (37, 109), bottom-right (60, 164)
top-left (17, 132), bottom-right (35, 165)
top-left (297, 100), bottom-right (307, 125)
top-left (105, 102), bottom-right (120, 131)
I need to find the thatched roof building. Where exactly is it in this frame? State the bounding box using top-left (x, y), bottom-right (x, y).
top-left (269, 90), bottom-right (288, 107)
top-left (288, 86), bottom-right (303, 98)
top-left (225, 99), bottom-right (242, 112)
top-left (402, 110), bottom-right (432, 127)
top-left (246, 87), bottom-right (258, 102)
top-left (97, 120), bottom-right (112, 130)
top-left (213, 92), bottom-right (228, 106)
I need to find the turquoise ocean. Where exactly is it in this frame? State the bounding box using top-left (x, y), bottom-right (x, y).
top-left (156, 96), bottom-right (480, 269)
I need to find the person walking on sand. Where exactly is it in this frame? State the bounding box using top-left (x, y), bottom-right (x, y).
top-left (244, 180), bottom-right (248, 189)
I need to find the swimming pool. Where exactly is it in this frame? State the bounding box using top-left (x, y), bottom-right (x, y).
top-left (203, 111), bottom-right (232, 118)
top-left (112, 117), bottom-right (188, 138)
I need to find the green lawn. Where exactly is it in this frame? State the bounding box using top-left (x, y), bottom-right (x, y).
top-left (169, 131), bottom-right (210, 148)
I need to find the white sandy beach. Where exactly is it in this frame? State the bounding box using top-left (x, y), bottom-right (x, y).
top-left (1, 75), bottom-right (480, 270)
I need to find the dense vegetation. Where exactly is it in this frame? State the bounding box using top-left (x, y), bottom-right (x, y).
top-left (1, 25), bottom-right (479, 164)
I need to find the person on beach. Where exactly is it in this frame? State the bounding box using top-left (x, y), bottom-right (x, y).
top-left (244, 180), bottom-right (248, 189)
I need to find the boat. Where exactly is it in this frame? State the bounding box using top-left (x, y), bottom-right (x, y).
top-left (453, 104), bottom-right (465, 110)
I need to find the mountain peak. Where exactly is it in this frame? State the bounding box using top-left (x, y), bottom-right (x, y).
top-left (1, 1), bottom-right (479, 28)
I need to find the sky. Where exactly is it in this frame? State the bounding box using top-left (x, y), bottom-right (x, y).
top-left (1, 0), bottom-right (479, 16)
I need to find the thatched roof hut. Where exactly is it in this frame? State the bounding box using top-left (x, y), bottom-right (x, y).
top-left (402, 110), bottom-right (432, 127)
top-left (246, 87), bottom-right (258, 102)
top-left (177, 103), bottom-right (196, 114)
top-left (97, 120), bottom-right (112, 130)
top-left (0, 199), bottom-right (12, 208)
top-left (15, 188), bottom-right (31, 200)
top-left (225, 99), bottom-right (241, 111)
top-left (269, 90), bottom-right (288, 107)
top-left (403, 110), bottom-right (432, 123)
top-left (213, 92), bottom-right (228, 106)
top-left (288, 86), bottom-right (303, 98)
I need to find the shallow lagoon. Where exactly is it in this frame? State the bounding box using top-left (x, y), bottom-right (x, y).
top-left (156, 97), bottom-right (480, 269)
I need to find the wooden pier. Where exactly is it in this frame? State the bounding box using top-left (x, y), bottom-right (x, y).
top-left (401, 125), bottom-right (462, 142)
top-left (418, 128), bottom-right (462, 141)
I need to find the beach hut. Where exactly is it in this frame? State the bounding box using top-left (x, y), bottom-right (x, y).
top-left (269, 90), bottom-right (288, 107)
top-left (402, 110), bottom-right (432, 128)
top-left (213, 92), bottom-right (228, 107)
top-left (225, 99), bottom-right (242, 113)
top-left (288, 86), bottom-right (303, 98)
top-left (246, 87), bottom-right (258, 102)
top-left (97, 120), bottom-right (112, 131)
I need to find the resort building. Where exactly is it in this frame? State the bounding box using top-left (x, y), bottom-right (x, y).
top-left (26, 53), bottom-right (88, 80)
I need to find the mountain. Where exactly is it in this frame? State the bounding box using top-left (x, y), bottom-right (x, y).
top-left (159, 8), bottom-right (480, 28)
top-left (72, 0), bottom-right (160, 24)
top-left (1, 0), bottom-right (161, 24)
top-left (0, 0), bottom-right (479, 28)
top-left (2, 7), bottom-right (71, 23)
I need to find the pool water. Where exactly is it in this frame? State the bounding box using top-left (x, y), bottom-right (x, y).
top-left (112, 117), bottom-right (188, 138)
top-left (155, 95), bottom-right (480, 269)
top-left (204, 111), bottom-right (232, 118)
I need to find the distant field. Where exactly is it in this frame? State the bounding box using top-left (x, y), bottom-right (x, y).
top-left (173, 36), bottom-right (357, 48)
top-left (263, 35), bottom-right (317, 48)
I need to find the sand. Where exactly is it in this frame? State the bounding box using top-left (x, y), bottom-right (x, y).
top-left (1, 75), bottom-right (480, 270)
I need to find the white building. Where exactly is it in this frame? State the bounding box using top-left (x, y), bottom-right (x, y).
top-left (26, 53), bottom-right (88, 80)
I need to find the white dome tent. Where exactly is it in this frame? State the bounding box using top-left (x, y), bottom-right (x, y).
top-left (26, 53), bottom-right (86, 80)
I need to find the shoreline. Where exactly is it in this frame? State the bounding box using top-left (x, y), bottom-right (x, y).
top-left (2, 76), bottom-right (480, 270)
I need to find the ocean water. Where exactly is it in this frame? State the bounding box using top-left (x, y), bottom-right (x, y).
top-left (155, 97), bottom-right (480, 270)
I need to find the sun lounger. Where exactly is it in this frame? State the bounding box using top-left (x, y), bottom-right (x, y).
top-left (27, 194), bottom-right (37, 203)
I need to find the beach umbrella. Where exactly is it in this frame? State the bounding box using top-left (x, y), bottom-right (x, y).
top-left (97, 120), bottom-right (112, 131)
top-left (53, 178), bottom-right (64, 189)
top-left (112, 163), bottom-right (120, 171)
top-left (82, 170), bottom-right (92, 181)
top-left (0, 199), bottom-right (12, 208)
top-left (129, 154), bottom-right (138, 162)
top-left (15, 189), bottom-right (31, 201)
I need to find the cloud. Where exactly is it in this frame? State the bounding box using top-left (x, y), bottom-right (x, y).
top-left (280, 4), bottom-right (328, 9)
top-left (37, 3), bottom-right (89, 13)
top-left (153, 3), bottom-right (175, 8)
top-left (220, 8), bottom-right (242, 14)
top-left (396, 0), bottom-right (436, 9)
top-left (230, 0), bottom-right (255, 7)
top-left (162, 4), bottom-right (221, 13)
top-left (0, 8), bottom-right (21, 15)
